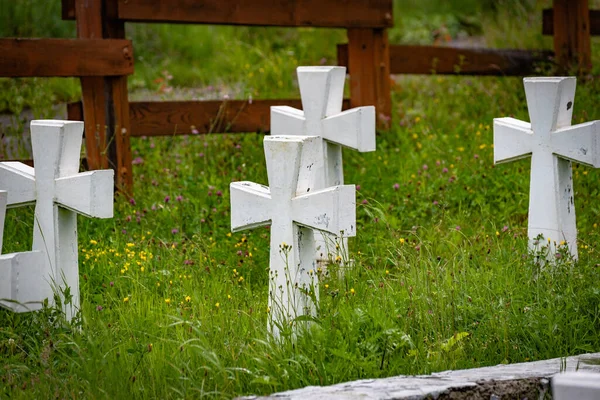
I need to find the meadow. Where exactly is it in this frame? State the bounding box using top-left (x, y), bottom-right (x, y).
top-left (1, 0), bottom-right (600, 398)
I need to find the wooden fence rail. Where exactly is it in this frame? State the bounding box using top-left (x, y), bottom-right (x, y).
top-left (0, 38), bottom-right (133, 77)
top-left (1, 0), bottom-right (594, 196)
top-left (67, 99), bottom-right (352, 137)
top-left (338, 45), bottom-right (553, 76)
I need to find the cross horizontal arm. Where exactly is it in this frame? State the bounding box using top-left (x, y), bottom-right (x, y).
top-left (55, 170), bottom-right (115, 218)
top-left (292, 185), bottom-right (356, 237)
top-left (270, 106), bottom-right (305, 136)
top-left (551, 121), bottom-right (600, 167)
top-left (493, 117), bottom-right (534, 164)
top-left (0, 162), bottom-right (35, 207)
top-left (230, 181), bottom-right (272, 232)
top-left (322, 106), bottom-right (376, 152)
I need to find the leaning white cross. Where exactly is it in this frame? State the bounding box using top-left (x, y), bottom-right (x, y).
top-left (494, 77), bottom-right (600, 259)
top-left (230, 135), bottom-right (356, 337)
top-left (0, 120), bottom-right (114, 320)
top-left (271, 66), bottom-right (375, 267)
top-left (0, 190), bottom-right (44, 313)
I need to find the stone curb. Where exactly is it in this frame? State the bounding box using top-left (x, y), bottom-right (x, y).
top-left (240, 352), bottom-right (600, 399)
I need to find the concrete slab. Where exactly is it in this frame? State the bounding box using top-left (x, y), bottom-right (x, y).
top-left (241, 353), bottom-right (600, 399)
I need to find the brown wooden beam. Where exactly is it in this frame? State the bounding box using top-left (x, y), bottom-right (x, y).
top-left (109, 0), bottom-right (393, 28)
top-left (550, 0), bottom-right (591, 73)
top-left (62, 0), bottom-right (76, 20)
top-left (542, 8), bottom-right (600, 35)
top-left (76, 0), bottom-right (133, 195)
top-left (0, 38), bottom-right (133, 77)
top-left (338, 44), bottom-right (553, 76)
top-left (67, 98), bottom-right (352, 137)
top-left (346, 28), bottom-right (391, 129)
top-left (63, 0), bottom-right (393, 28)
top-left (63, 0), bottom-right (393, 27)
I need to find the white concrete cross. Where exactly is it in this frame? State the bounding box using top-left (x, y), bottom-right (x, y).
top-left (230, 135), bottom-right (356, 337)
top-left (553, 372), bottom-right (600, 400)
top-left (0, 190), bottom-right (44, 312)
top-left (271, 66), bottom-right (375, 266)
top-left (0, 120), bottom-right (114, 320)
top-left (494, 77), bottom-right (600, 259)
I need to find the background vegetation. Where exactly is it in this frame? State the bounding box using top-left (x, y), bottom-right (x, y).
top-left (1, 0), bottom-right (600, 398)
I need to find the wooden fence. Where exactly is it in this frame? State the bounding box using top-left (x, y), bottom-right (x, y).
top-left (0, 0), bottom-right (595, 195)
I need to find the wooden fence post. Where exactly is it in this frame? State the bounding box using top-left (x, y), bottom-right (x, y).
top-left (553, 0), bottom-right (591, 74)
top-left (75, 0), bottom-right (133, 195)
top-left (346, 28), bottom-right (391, 130)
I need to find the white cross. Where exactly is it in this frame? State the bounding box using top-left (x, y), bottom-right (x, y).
top-left (230, 135), bottom-right (356, 337)
top-left (0, 190), bottom-right (44, 313)
top-left (552, 372), bottom-right (600, 400)
top-left (494, 77), bottom-right (600, 259)
top-left (271, 66), bottom-right (375, 265)
top-left (0, 120), bottom-right (114, 320)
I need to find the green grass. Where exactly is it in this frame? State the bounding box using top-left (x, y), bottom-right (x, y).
top-left (2, 1), bottom-right (600, 398)
top-left (2, 73), bottom-right (600, 398)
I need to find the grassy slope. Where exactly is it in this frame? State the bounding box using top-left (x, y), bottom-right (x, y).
top-left (1, 0), bottom-right (600, 398)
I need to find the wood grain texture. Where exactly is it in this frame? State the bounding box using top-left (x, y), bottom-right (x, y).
top-left (346, 28), bottom-right (391, 129)
top-left (68, 99), bottom-right (352, 137)
top-left (115, 0), bottom-right (393, 27)
top-left (542, 8), bottom-right (600, 35)
top-left (107, 76), bottom-right (134, 193)
top-left (77, 0), bottom-right (109, 171)
top-left (0, 39), bottom-right (133, 77)
top-left (0, 159), bottom-right (34, 167)
top-left (339, 44), bottom-right (553, 76)
top-left (61, 0), bottom-right (76, 20)
top-left (75, 0), bottom-right (133, 195)
top-left (551, 0), bottom-right (591, 73)
top-left (79, 77), bottom-right (107, 170)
